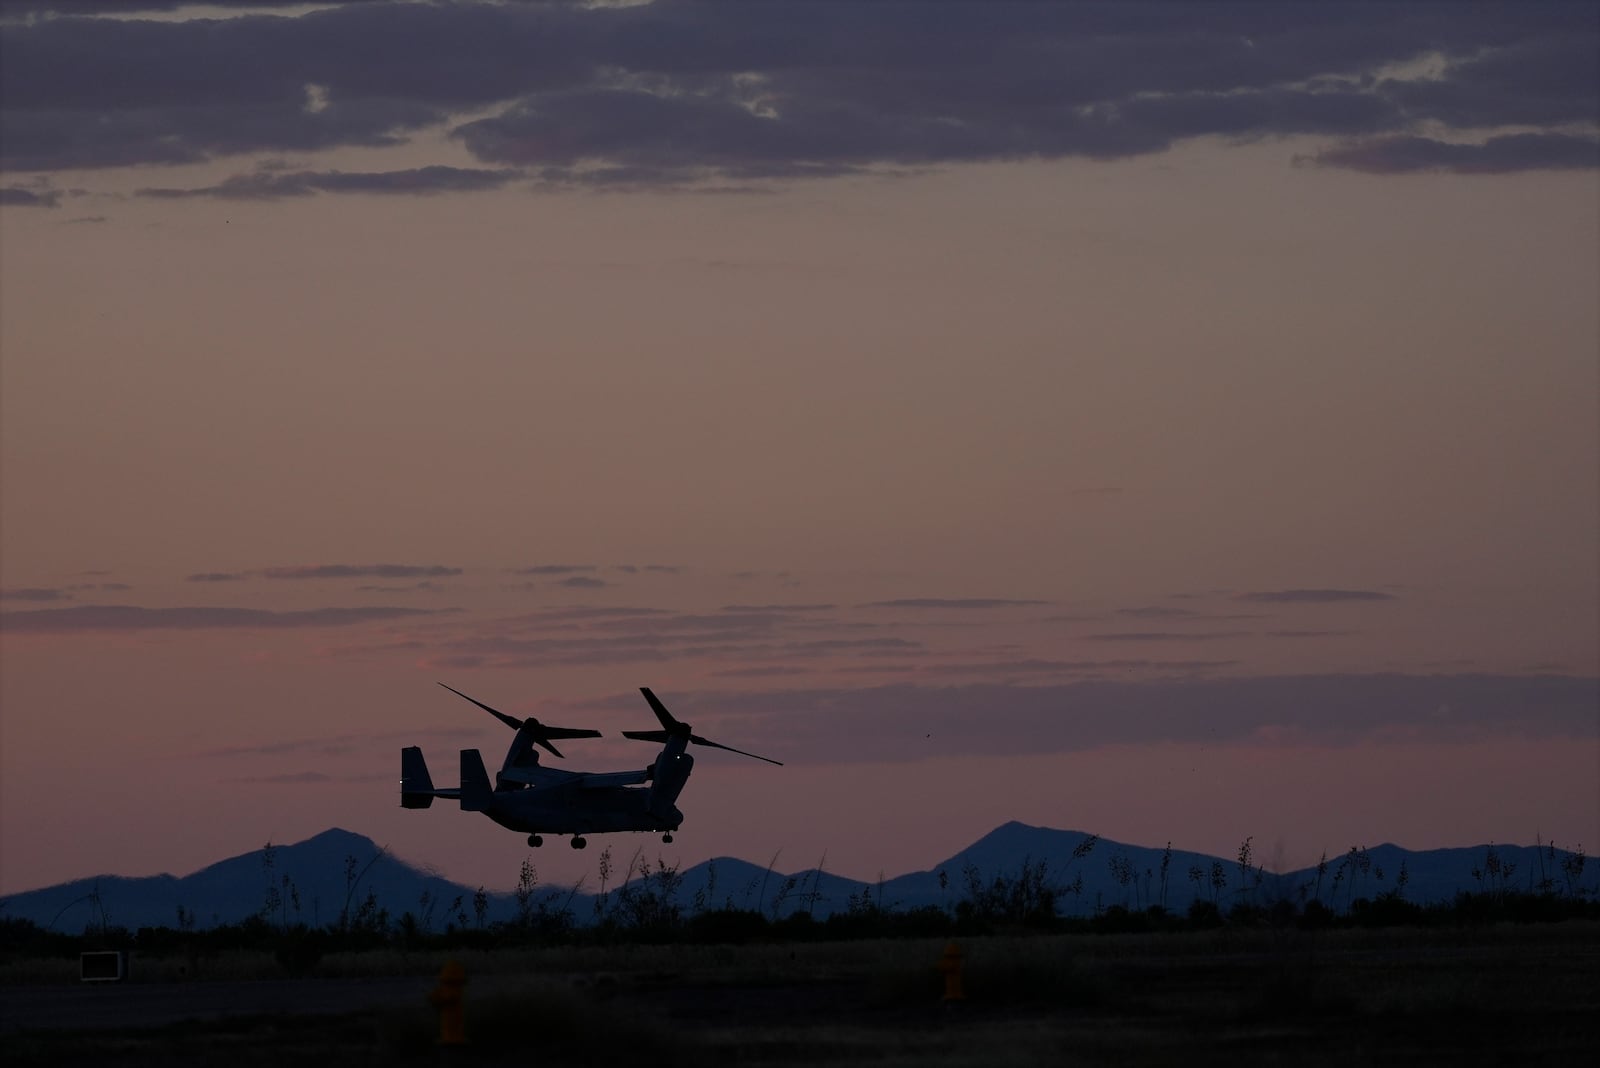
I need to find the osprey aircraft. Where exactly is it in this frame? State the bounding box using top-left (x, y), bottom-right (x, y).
top-left (400, 684), bottom-right (781, 849)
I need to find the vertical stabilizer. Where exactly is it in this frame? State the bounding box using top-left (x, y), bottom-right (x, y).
top-left (460, 749), bottom-right (493, 812)
top-left (401, 747), bottom-right (435, 809)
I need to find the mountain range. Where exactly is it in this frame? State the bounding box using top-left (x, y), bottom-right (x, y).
top-left (2, 823), bottom-right (1586, 932)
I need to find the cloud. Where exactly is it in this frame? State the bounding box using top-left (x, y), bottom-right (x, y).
top-left (862, 598), bottom-right (1051, 609)
top-left (203, 724), bottom-right (481, 759)
top-left (1268, 629), bottom-right (1361, 638)
top-left (0, 186), bottom-right (60, 207)
top-left (721, 603), bottom-right (836, 613)
top-left (1083, 631), bottom-right (1252, 642)
top-left (1235, 589), bottom-right (1395, 603)
top-left (186, 572), bottom-right (245, 583)
top-left (136, 165), bottom-right (522, 201)
top-left (1, 1), bottom-right (353, 11)
top-left (1307, 132), bottom-right (1600, 175)
top-left (913, 658), bottom-right (1238, 679)
top-left (412, 605), bottom-right (923, 670)
top-left (773, 638), bottom-right (921, 659)
top-left (509, 564), bottom-right (598, 575)
top-left (660, 673), bottom-right (1599, 763)
top-left (0, 587), bottom-right (71, 602)
top-left (260, 564), bottom-right (462, 580)
top-left (355, 581), bottom-right (437, 593)
top-left (557, 575), bottom-right (608, 589)
top-left (711, 666), bottom-right (815, 679)
top-left (1, 604), bottom-right (451, 633)
top-left (5, 4), bottom-right (1593, 179)
top-left (497, 606), bottom-right (673, 625)
top-left (1115, 607), bottom-right (1198, 619)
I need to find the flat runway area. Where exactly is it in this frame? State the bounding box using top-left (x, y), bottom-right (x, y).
top-left (1, 977), bottom-right (431, 1034)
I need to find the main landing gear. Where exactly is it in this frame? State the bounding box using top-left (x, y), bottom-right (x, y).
top-left (570, 836), bottom-right (587, 849)
top-left (526, 834), bottom-right (543, 848)
top-left (662, 833), bottom-right (674, 843)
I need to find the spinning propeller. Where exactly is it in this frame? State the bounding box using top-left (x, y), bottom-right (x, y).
top-left (438, 683), bottom-right (600, 759)
top-left (623, 687), bottom-right (783, 765)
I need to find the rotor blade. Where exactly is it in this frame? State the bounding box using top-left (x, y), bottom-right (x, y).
top-left (535, 725), bottom-right (604, 740)
top-left (622, 730), bottom-right (672, 744)
top-left (438, 683), bottom-right (521, 730)
top-left (690, 734), bottom-right (784, 766)
top-left (638, 688), bottom-right (682, 731)
top-left (534, 737), bottom-right (564, 759)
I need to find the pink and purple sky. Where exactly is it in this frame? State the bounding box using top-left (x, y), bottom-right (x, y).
top-left (2, 1), bottom-right (1597, 897)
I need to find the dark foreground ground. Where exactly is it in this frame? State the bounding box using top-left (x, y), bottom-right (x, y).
top-left (3, 923), bottom-right (1597, 1066)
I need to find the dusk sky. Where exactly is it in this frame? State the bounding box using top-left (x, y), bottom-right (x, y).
top-left (2, 1), bottom-right (1596, 900)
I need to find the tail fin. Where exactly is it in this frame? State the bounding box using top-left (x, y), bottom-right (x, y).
top-left (460, 749), bottom-right (493, 812)
top-left (401, 747), bottom-right (461, 808)
top-left (401, 747), bottom-right (436, 809)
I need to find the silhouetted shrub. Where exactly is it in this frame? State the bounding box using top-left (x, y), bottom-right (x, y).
top-left (1298, 900), bottom-right (1335, 929)
top-left (1091, 905), bottom-right (1149, 934)
top-left (1350, 895), bottom-right (1425, 927)
top-left (272, 925), bottom-right (326, 977)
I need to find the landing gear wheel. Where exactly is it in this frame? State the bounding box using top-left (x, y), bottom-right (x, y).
top-left (570, 836), bottom-right (587, 849)
top-left (527, 834), bottom-right (543, 848)
top-left (662, 833), bottom-right (674, 844)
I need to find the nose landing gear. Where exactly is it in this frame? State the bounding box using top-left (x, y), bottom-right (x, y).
top-left (570, 836), bottom-right (588, 849)
top-left (526, 834), bottom-right (543, 848)
top-left (662, 833), bottom-right (674, 843)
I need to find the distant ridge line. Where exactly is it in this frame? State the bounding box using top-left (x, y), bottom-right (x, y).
top-left (1, 823), bottom-right (1590, 931)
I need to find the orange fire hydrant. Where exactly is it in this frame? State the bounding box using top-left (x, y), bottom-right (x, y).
top-left (937, 941), bottom-right (965, 1001)
top-left (428, 960), bottom-right (467, 1045)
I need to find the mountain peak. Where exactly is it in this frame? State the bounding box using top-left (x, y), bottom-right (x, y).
top-left (295, 828), bottom-right (379, 849)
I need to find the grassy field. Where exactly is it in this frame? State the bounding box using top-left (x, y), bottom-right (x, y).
top-left (5, 922), bottom-right (1597, 1065)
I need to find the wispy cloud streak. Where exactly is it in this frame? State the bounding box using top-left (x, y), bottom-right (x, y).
top-left (2, 604), bottom-right (451, 633)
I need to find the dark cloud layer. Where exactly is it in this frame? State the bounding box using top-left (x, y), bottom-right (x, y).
top-left (0, 1), bottom-right (373, 11)
top-left (1309, 132), bottom-right (1600, 175)
top-left (721, 603), bottom-right (836, 613)
top-left (509, 565), bottom-right (598, 576)
top-left (135, 164), bottom-right (522, 201)
top-left (3, 1), bottom-right (1593, 186)
top-left (1084, 631), bottom-right (1252, 642)
top-left (0, 587), bottom-right (71, 602)
top-left (261, 564), bottom-right (461, 580)
top-left (864, 598), bottom-right (1050, 609)
top-left (0, 185), bottom-right (60, 207)
top-left (0, 604), bottom-right (449, 633)
top-left (1236, 589), bottom-right (1395, 604)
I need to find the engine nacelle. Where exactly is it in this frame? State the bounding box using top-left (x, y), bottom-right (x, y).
top-left (648, 750), bottom-right (693, 816)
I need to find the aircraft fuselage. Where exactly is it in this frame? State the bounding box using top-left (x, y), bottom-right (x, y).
top-left (480, 785), bottom-right (683, 836)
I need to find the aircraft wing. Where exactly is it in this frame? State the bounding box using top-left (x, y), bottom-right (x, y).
top-left (498, 765), bottom-right (650, 789)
